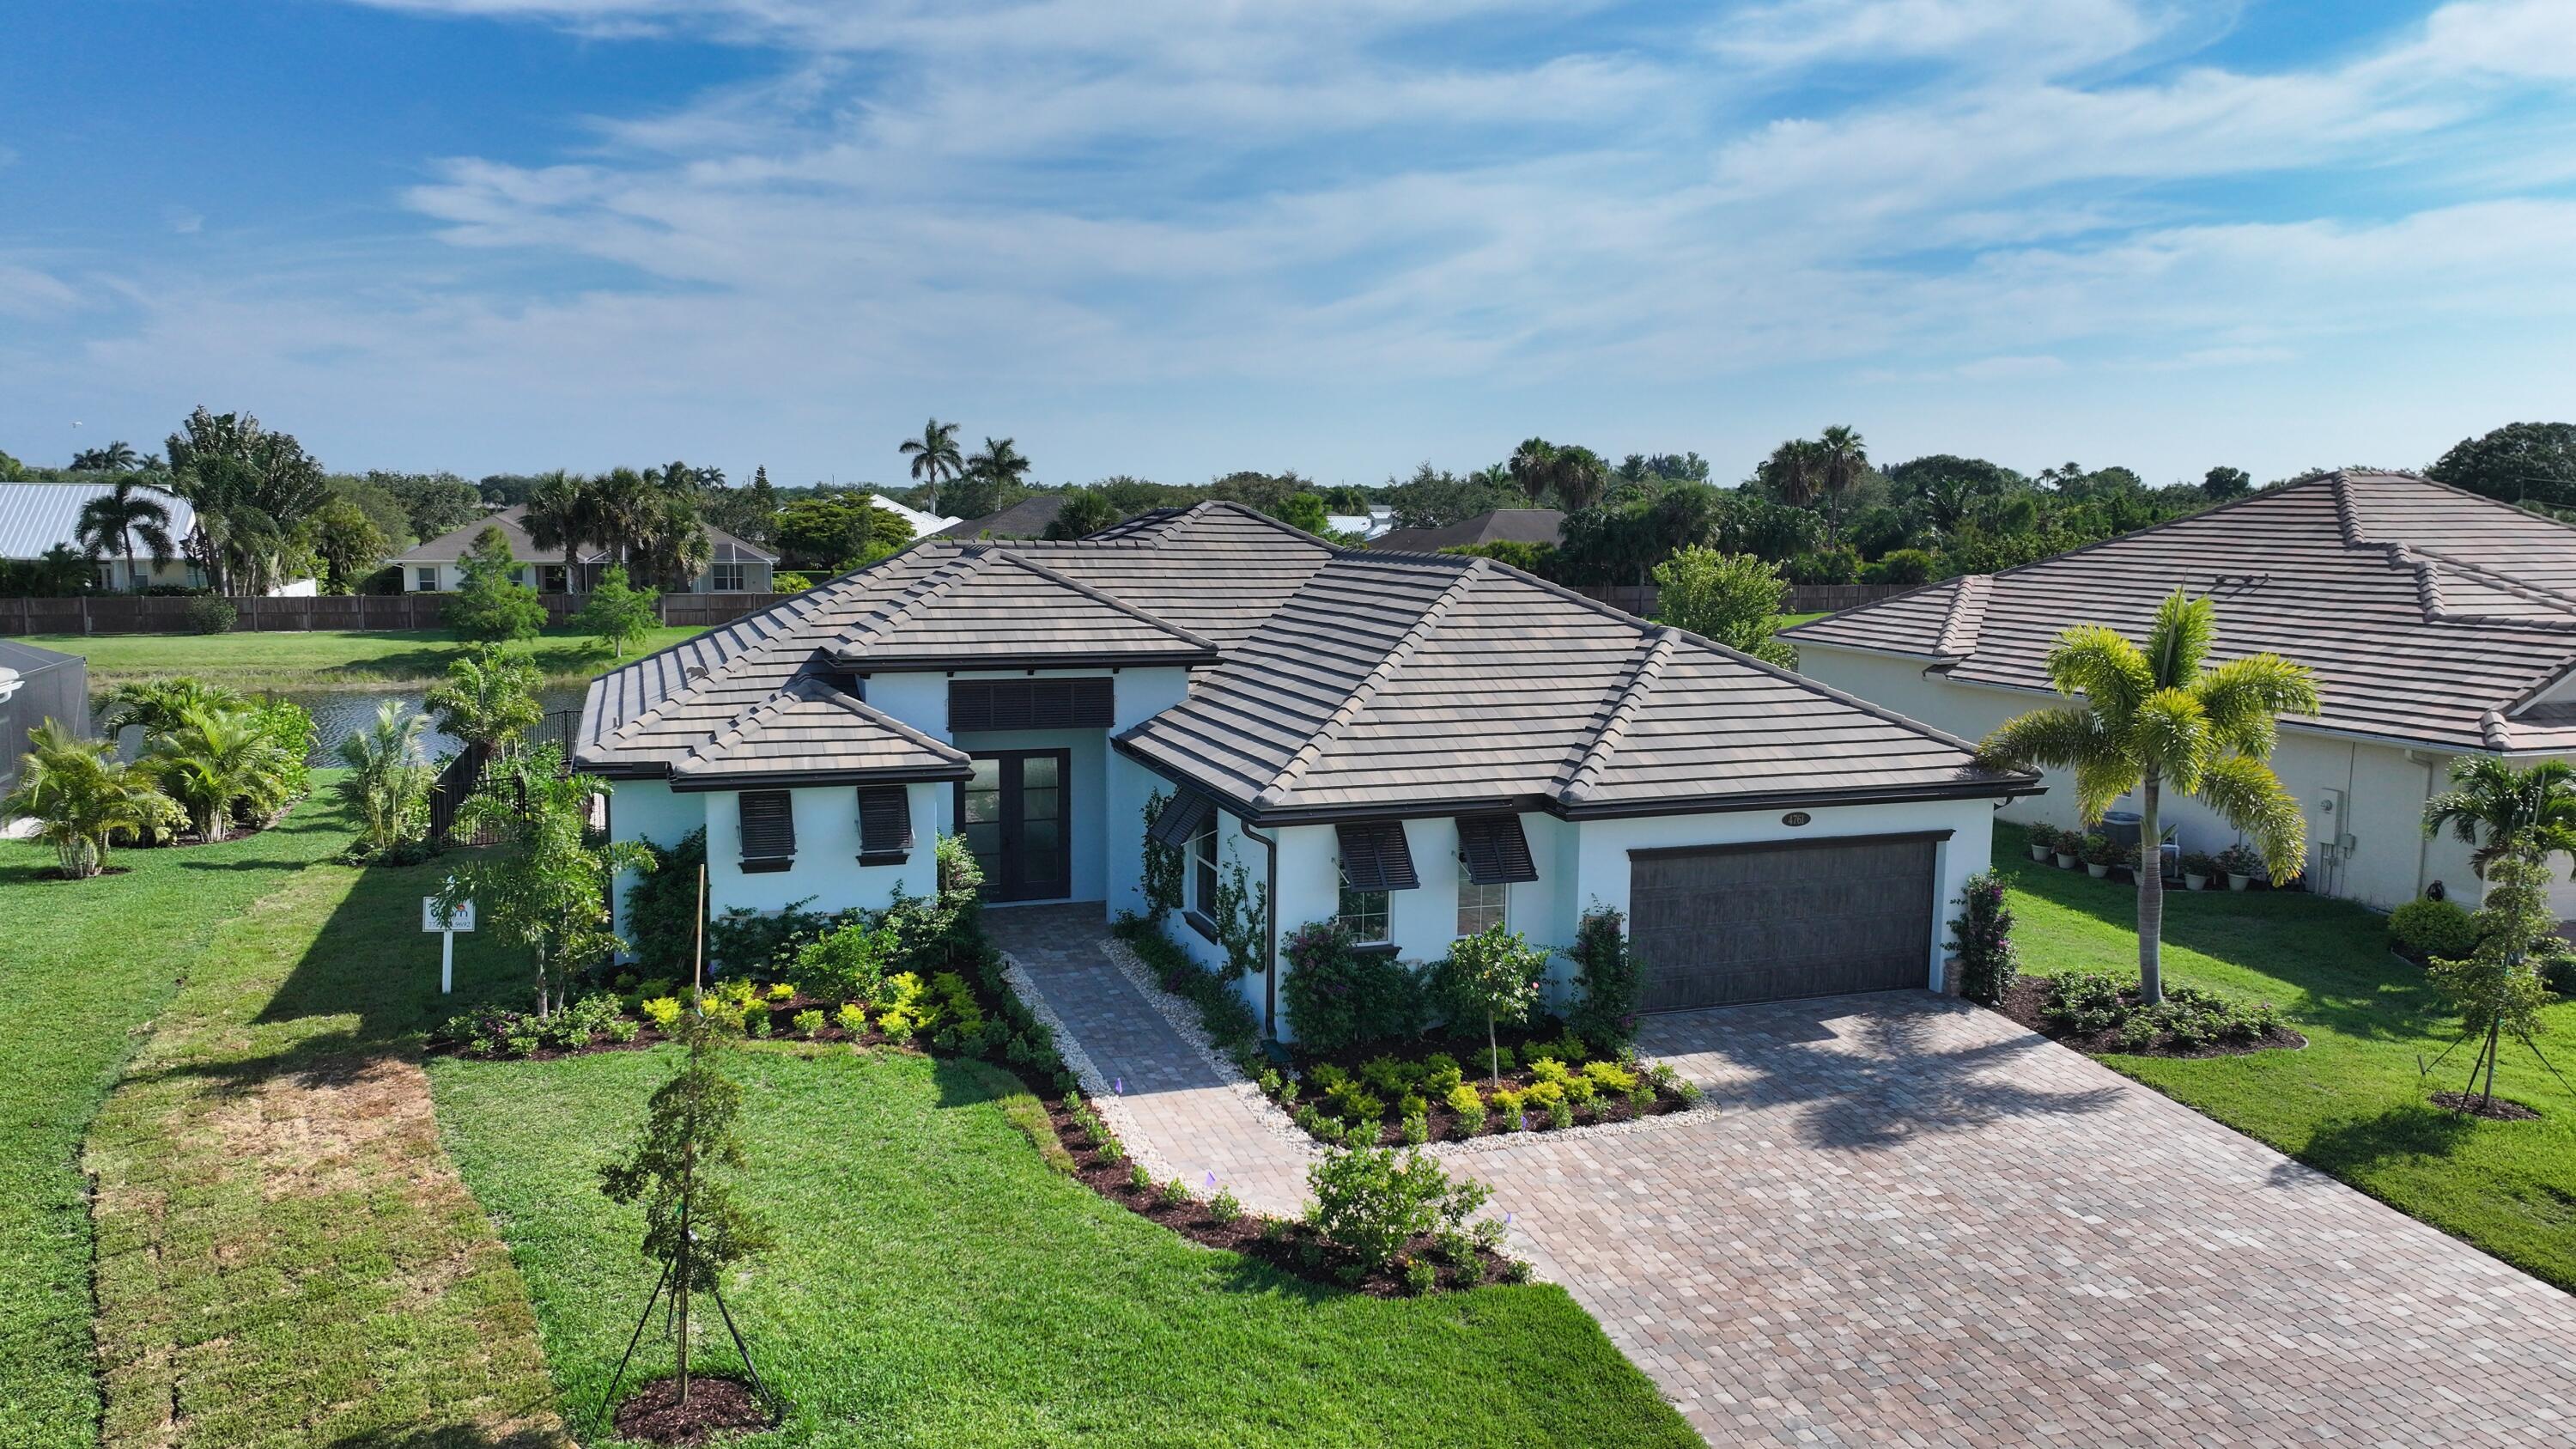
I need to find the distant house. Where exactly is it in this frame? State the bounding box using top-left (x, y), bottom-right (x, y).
top-left (1371, 508), bottom-right (1565, 555)
top-left (391, 504), bottom-right (776, 594)
top-left (0, 481), bottom-right (321, 594)
top-left (1326, 505), bottom-right (1395, 540)
top-left (932, 495), bottom-right (1067, 541)
top-left (864, 493), bottom-right (960, 539)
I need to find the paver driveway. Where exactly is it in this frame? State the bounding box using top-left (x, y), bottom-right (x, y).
top-left (1472, 993), bottom-right (2576, 1446)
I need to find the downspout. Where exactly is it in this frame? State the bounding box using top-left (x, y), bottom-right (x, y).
top-left (1237, 819), bottom-right (1282, 1041)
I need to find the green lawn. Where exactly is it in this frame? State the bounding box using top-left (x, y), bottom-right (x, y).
top-left (0, 794), bottom-right (362, 1446)
top-left (1778, 611), bottom-right (1826, 628)
top-left (431, 1045), bottom-right (1697, 1447)
top-left (2000, 824), bottom-right (2576, 1291)
top-left (8, 624), bottom-right (710, 691)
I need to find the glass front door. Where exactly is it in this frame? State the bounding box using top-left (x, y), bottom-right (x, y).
top-left (957, 750), bottom-right (1071, 903)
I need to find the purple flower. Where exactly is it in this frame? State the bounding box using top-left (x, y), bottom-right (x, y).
top-left (1114, 1076), bottom-right (1124, 1096)
top-left (1204, 1171), bottom-right (1218, 1190)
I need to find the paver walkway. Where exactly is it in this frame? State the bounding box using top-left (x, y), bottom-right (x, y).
top-left (993, 910), bottom-right (2576, 1447)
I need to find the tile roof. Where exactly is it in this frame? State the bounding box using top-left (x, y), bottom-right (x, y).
top-left (1782, 471), bottom-right (2576, 754)
top-left (1370, 508), bottom-right (1566, 555)
top-left (666, 677), bottom-right (969, 790)
top-left (578, 501), bottom-right (2031, 813)
top-left (0, 483), bottom-right (197, 560)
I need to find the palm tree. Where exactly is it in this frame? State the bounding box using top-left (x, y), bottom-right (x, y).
top-left (147, 704), bottom-right (294, 843)
top-left (1978, 592), bottom-right (2319, 1003)
top-left (523, 471), bottom-right (592, 592)
top-left (899, 419), bottom-right (965, 513)
top-left (2424, 758), bottom-right (2576, 880)
top-left (1815, 424), bottom-right (1868, 545)
top-left (75, 479), bottom-right (176, 592)
top-left (3, 719), bottom-right (175, 877)
top-left (1507, 438), bottom-right (1558, 505)
top-left (334, 702), bottom-right (433, 855)
top-left (427, 646), bottom-right (544, 756)
top-left (70, 441), bottom-right (142, 472)
top-left (964, 436), bottom-right (1032, 499)
top-left (100, 678), bottom-right (248, 740)
top-left (1760, 439), bottom-right (1824, 509)
top-left (1548, 447), bottom-right (1609, 513)
top-left (586, 467), bottom-right (657, 570)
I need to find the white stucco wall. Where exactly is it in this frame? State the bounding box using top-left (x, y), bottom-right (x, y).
top-left (1797, 641), bottom-right (2515, 915)
top-left (606, 778), bottom-right (703, 941)
top-left (699, 780), bottom-right (943, 920)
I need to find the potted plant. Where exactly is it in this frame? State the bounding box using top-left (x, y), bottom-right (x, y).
top-left (2050, 827), bottom-right (2081, 870)
top-left (2215, 843), bottom-right (2262, 892)
top-left (2080, 833), bottom-right (2117, 879)
top-left (2179, 850), bottom-right (2217, 892)
top-left (2026, 824), bottom-right (2056, 864)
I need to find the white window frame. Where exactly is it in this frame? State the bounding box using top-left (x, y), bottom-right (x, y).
top-left (1455, 878), bottom-right (1508, 938)
top-left (1336, 880), bottom-right (1391, 945)
top-left (712, 559), bottom-right (746, 592)
top-left (413, 566), bottom-right (440, 593)
top-left (1187, 818), bottom-right (1220, 935)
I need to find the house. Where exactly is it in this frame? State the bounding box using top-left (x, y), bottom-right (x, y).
top-left (1326, 505), bottom-right (1394, 540)
top-left (1784, 471), bottom-right (2576, 916)
top-left (1371, 508), bottom-right (1565, 555)
top-left (931, 495), bottom-right (1066, 541)
top-left (863, 493), bottom-right (960, 539)
top-left (575, 502), bottom-right (2036, 1040)
top-left (392, 505), bottom-right (776, 594)
top-left (0, 481), bottom-right (215, 593)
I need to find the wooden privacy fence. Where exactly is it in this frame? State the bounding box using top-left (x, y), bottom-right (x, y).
top-left (1569, 582), bottom-right (1909, 618)
top-left (0, 590), bottom-right (797, 636)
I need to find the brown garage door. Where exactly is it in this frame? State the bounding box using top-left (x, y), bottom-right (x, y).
top-left (1628, 833), bottom-right (1941, 1012)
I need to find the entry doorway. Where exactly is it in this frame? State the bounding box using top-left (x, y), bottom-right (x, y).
top-left (957, 749), bottom-right (1072, 903)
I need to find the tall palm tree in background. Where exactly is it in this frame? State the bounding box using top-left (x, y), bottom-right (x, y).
top-left (2, 719), bottom-right (175, 878)
top-left (70, 440), bottom-right (142, 472)
top-left (965, 436), bottom-right (1032, 500)
top-left (1760, 439), bottom-right (1825, 510)
top-left (1977, 593), bottom-right (2318, 1004)
top-left (524, 471), bottom-right (592, 592)
top-left (1547, 447), bottom-right (1609, 512)
top-left (1508, 438), bottom-right (1558, 505)
top-left (1815, 424), bottom-right (1868, 545)
top-left (586, 468), bottom-right (657, 571)
top-left (75, 479), bottom-right (176, 592)
top-left (2424, 758), bottom-right (2576, 880)
top-left (900, 420), bottom-right (964, 513)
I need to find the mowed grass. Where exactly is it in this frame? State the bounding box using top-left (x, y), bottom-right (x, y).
top-left (0, 795), bottom-right (355, 1446)
top-left (432, 1045), bottom-right (1698, 1447)
top-left (1999, 825), bottom-right (2576, 1290)
top-left (82, 808), bottom-right (567, 1447)
top-left (8, 623), bottom-right (709, 691)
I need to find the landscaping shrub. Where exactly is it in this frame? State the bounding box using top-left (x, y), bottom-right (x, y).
top-left (641, 995), bottom-right (683, 1030)
top-left (2214, 843), bottom-right (2263, 881)
top-left (1564, 905), bottom-right (1637, 1050)
top-left (1303, 1145), bottom-right (1491, 1273)
top-left (793, 916), bottom-right (899, 1006)
top-left (1115, 915), bottom-right (1260, 1056)
top-left (2041, 972), bottom-right (2284, 1049)
top-left (2389, 897), bottom-right (2479, 959)
top-left (793, 1008), bottom-right (825, 1038)
top-left (1945, 869), bottom-right (2019, 1005)
top-left (708, 898), bottom-right (844, 980)
top-left (1280, 918), bottom-right (1425, 1053)
top-left (183, 595), bottom-right (237, 635)
top-left (622, 829), bottom-right (709, 977)
top-left (1139, 789), bottom-right (1184, 922)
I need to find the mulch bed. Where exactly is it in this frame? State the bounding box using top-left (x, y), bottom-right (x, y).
top-left (1994, 977), bottom-right (2306, 1060)
top-left (611, 1373), bottom-right (774, 1446)
top-left (426, 994), bottom-right (914, 1064)
top-left (1334, 1081), bottom-right (1687, 1147)
top-left (2431, 1091), bottom-right (2542, 1121)
top-left (1040, 1096), bottom-right (1517, 1297)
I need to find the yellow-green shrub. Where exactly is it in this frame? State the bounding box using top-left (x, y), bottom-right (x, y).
top-left (835, 1002), bottom-right (867, 1034)
top-left (1442, 1082), bottom-right (1484, 1116)
top-left (1582, 1060), bottom-right (1637, 1093)
top-left (1528, 1056), bottom-right (1572, 1086)
top-left (641, 996), bottom-right (683, 1029)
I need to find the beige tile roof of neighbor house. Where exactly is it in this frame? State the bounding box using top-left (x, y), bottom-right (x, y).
top-left (578, 502), bottom-right (2033, 819)
top-left (1783, 471), bottom-right (2576, 756)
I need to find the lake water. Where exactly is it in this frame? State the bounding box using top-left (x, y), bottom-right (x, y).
top-left (95, 683), bottom-right (592, 765)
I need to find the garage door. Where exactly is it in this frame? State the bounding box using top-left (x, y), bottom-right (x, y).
top-left (1628, 833), bottom-right (1941, 1012)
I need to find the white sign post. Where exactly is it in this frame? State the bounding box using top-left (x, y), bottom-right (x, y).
top-left (423, 895), bottom-right (476, 994)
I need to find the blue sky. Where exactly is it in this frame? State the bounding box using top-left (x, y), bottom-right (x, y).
top-left (3, 0), bottom-right (2572, 492)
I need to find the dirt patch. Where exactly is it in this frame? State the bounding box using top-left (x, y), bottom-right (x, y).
top-left (2432, 1091), bottom-right (2543, 1121)
top-left (1994, 977), bottom-right (2306, 1060)
top-left (612, 1375), bottom-right (775, 1446)
top-left (195, 1055), bottom-right (450, 1199)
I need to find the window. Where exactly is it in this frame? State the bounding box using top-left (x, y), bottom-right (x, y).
top-left (856, 785), bottom-right (913, 865)
top-left (1336, 881), bottom-right (1391, 945)
top-left (712, 560), bottom-right (746, 592)
top-left (949, 677), bottom-right (1115, 731)
top-left (539, 563), bottom-right (568, 593)
top-left (1188, 819), bottom-right (1220, 936)
top-left (413, 567), bottom-right (439, 593)
top-left (738, 790), bottom-right (796, 872)
top-left (1456, 880), bottom-right (1508, 937)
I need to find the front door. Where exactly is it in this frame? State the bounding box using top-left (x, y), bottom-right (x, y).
top-left (957, 750), bottom-right (1072, 903)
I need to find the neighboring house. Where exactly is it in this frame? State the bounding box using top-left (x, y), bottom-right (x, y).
top-left (1786, 471), bottom-right (2576, 916)
top-left (392, 504), bottom-right (776, 594)
top-left (0, 481), bottom-right (210, 592)
top-left (576, 502), bottom-right (2034, 1041)
top-left (1325, 505), bottom-right (1394, 539)
top-left (864, 493), bottom-right (960, 539)
top-left (1371, 508), bottom-right (1566, 555)
top-left (932, 495), bottom-right (1066, 540)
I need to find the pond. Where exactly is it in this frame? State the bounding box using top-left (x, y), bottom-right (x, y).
top-left (94, 683), bottom-right (592, 765)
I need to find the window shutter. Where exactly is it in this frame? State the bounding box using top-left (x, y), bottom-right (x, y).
top-left (738, 790), bottom-right (796, 872)
top-left (856, 785), bottom-right (914, 865)
top-left (1146, 790), bottom-right (1216, 850)
top-left (1334, 819), bottom-right (1419, 892)
top-left (949, 677), bottom-right (1115, 731)
top-left (1455, 813), bottom-right (1537, 885)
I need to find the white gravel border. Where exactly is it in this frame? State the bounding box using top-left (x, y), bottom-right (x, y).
top-left (1097, 936), bottom-right (1322, 1161)
top-left (995, 947), bottom-right (1183, 1187)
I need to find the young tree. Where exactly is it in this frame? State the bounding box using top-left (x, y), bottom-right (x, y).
top-left (3, 719), bottom-right (178, 877)
top-left (440, 748), bottom-right (647, 1016)
top-left (2423, 758), bottom-right (2576, 881)
top-left (332, 701), bottom-right (431, 855)
top-left (146, 703), bottom-right (295, 842)
top-left (2428, 853), bottom-right (2556, 1115)
top-left (598, 1008), bottom-right (773, 1407)
top-left (1977, 592), bottom-right (2318, 1003)
top-left (426, 644), bottom-right (544, 755)
top-left (574, 564), bottom-right (660, 659)
top-left (1651, 547), bottom-right (1795, 666)
top-left (445, 525), bottom-right (545, 642)
top-left (1440, 925), bottom-right (1549, 1086)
